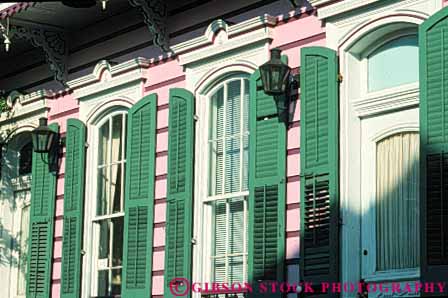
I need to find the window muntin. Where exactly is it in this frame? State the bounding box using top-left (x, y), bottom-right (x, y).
top-left (368, 35), bottom-right (418, 92)
top-left (205, 77), bottom-right (249, 286)
top-left (376, 132), bottom-right (419, 270)
top-left (91, 111), bottom-right (127, 298)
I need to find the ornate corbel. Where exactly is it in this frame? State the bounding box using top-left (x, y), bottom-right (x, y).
top-left (10, 25), bottom-right (68, 85)
top-left (129, 0), bottom-right (170, 52)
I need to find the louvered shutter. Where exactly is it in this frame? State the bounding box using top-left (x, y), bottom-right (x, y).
top-left (248, 70), bottom-right (286, 297)
top-left (164, 88), bottom-right (195, 298)
top-left (27, 123), bottom-right (59, 298)
top-left (61, 119), bottom-right (86, 298)
top-left (300, 46), bottom-right (339, 297)
top-left (122, 94), bottom-right (157, 298)
top-left (419, 8), bottom-right (448, 292)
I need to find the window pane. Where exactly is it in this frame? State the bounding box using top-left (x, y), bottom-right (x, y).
top-left (111, 114), bottom-right (123, 162)
top-left (97, 270), bottom-right (109, 297)
top-left (229, 256), bottom-right (244, 283)
top-left (111, 269), bottom-right (122, 295)
top-left (112, 217), bottom-right (123, 267)
top-left (18, 142), bottom-right (33, 176)
top-left (242, 135), bottom-right (249, 191)
top-left (97, 220), bottom-right (110, 262)
top-left (368, 35), bottom-right (418, 92)
top-left (97, 167), bottom-right (109, 216)
top-left (376, 132), bottom-right (419, 270)
top-left (225, 138), bottom-right (241, 193)
top-left (213, 258), bottom-right (226, 283)
top-left (226, 80), bottom-right (241, 136)
top-left (110, 164), bottom-right (123, 214)
top-left (98, 121), bottom-right (110, 166)
top-left (213, 200), bottom-right (227, 257)
top-left (209, 139), bottom-right (224, 196)
top-left (211, 198), bottom-right (247, 283)
top-left (243, 80), bottom-right (249, 132)
top-left (229, 198), bottom-right (244, 254)
top-left (210, 87), bottom-right (224, 141)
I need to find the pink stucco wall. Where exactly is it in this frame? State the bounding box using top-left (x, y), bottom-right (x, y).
top-left (46, 6), bottom-right (325, 298)
top-left (47, 92), bottom-right (80, 297)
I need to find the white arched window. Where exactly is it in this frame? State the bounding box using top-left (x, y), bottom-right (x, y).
top-left (196, 74), bottom-right (250, 290)
top-left (342, 23), bottom-right (421, 284)
top-left (86, 109), bottom-right (128, 297)
top-left (0, 132), bottom-right (33, 298)
top-left (367, 34), bottom-right (419, 92)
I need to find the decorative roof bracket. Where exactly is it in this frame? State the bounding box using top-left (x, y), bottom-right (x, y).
top-left (10, 25), bottom-right (68, 85)
top-left (128, 0), bottom-right (170, 53)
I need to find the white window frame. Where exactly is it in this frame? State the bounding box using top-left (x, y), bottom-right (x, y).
top-left (0, 133), bottom-right (33, 298)
top-left (72, 59), bottom-right (144, 298)
top-left (345, 29), bottom-right (421, 286)
top-left (84, 108), bottom-right (128, 298)
top-left (359, 29), bottom-right (419, 98)
top-left (324, 2), bottom-right (442, 295)
top-left (360, 114), bottom-right (420, 282)
top-left (174, 18), bottom-right (273, 298)
top-left (11, 187), bottom-right (31, 298)
top-left (195, 74), bottom-right (250, 289)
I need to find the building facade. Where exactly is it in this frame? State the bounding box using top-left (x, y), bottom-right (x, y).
top-left (0, 0), bottom-right (447, 297)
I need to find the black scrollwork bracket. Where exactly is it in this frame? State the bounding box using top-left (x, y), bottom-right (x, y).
top-left (10, 25), bottom-right (68, 85)
top-left (128, 0), bottom-right (170, 53)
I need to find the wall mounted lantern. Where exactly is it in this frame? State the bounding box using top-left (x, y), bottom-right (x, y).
top-left (31, 117), bottom-right (57, 153)
top-left (260, 48), bottom-right (291, 96)
top-left (259, 48), bottom-right (299, 122)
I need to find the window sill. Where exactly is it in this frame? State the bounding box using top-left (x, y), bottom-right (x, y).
top-left (363, 268), bottom-right (419, 283)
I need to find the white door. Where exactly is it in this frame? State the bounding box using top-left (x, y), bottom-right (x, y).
top-left (360, 107), bottom-right (420, 292)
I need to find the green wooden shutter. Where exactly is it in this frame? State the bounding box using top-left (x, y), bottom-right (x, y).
top-left (248, 70), bottom-right (286, 297)
top-left (27, 123), bottom-right (59, 298)
top-left (61, 119), bottom-right (86, 298)
top-left (300, 46), bottom-right (339, 296)
top-left (122, 94), bottom-right (157, 298)
top-left (164, 88), bottom-right (195, 298)
top-left (419, 8), bottom-right (448, 292)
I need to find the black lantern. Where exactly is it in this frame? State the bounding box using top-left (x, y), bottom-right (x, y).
top-left (259, 48), bottom-right (291, 96)
top-left (31, 117), bottom-right (57, 153)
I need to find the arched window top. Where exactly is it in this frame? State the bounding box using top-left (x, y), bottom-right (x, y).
top-left (368, 34), bottom-right (419, 92)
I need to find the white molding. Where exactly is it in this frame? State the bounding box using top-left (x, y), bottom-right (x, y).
top-left (308, 0), bottom-right (334, 7)
top-left (352, 84), bottom-right (419, 117)
top-left (363, 269), bottom-right (420, 283)
top-left (0, 90), bottom-right (51, 126)
top-left (371, 123), bottom-right (419, 142)
top-left (10, 175), bottom-right (32, 192)
top-left (318, 0), bottom-right (380, 19)
top-left (173, 16), bottom-right (276, 66)
top-left (68, 58), bottom-right (149, 101)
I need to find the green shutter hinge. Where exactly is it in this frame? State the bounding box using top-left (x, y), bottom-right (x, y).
top-left (338, 73), bottom-right (343, 83)
top-left (85, 142), bottom-right (89, 148)
top-left (193, 115), bottom-right (199, 122)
